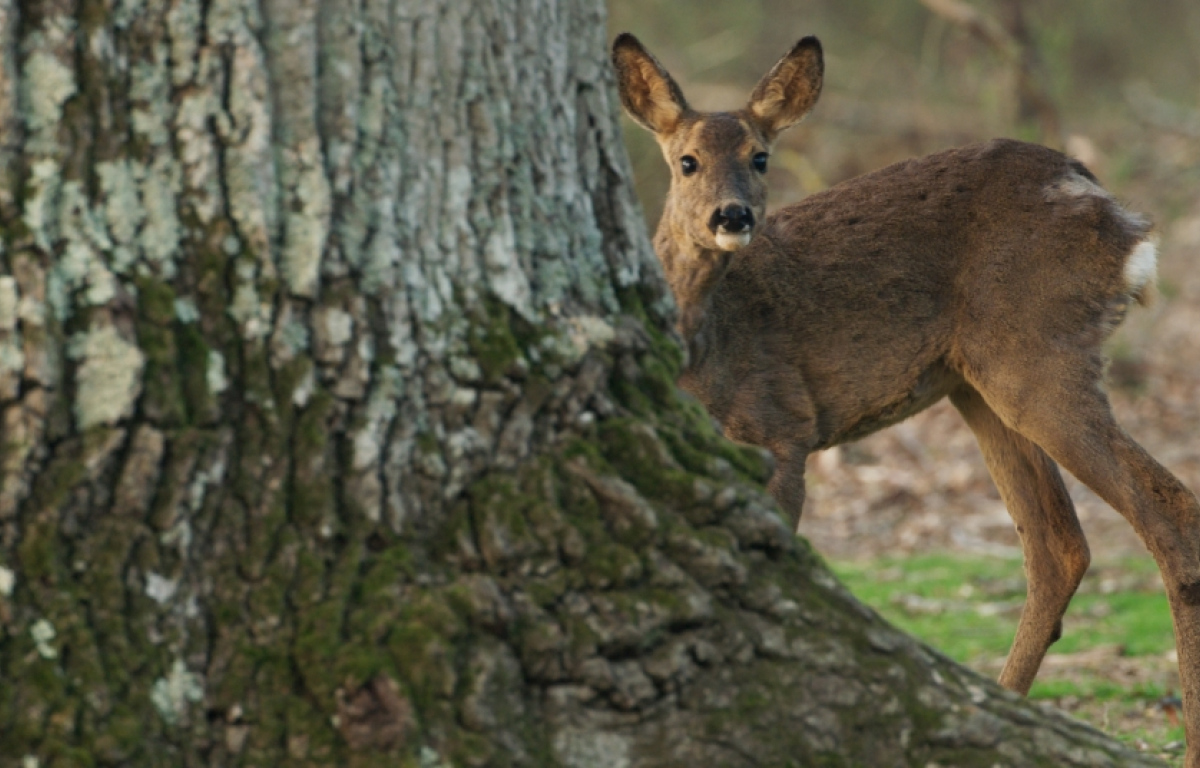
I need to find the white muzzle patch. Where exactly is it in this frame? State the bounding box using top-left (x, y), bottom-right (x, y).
top-left (715, 231), bottom-right (752, 251)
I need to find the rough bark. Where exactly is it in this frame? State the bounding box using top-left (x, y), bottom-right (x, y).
top-left (0, 1), bottom-right (1163, 767)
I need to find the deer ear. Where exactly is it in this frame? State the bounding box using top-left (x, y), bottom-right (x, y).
top-left (747, 36), bottom-right (824, 142)
top-left (612, 33), bottom-right (689, 135)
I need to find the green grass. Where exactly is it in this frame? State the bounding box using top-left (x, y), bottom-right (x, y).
top-left (835, 554), bottom-right (1024, 661)
top-left (831, 553), bottom-right (1175, 691)
top-left (1029, 677), bottom-right (1164, 701)
top-left (834, 553), bottom-right (1186, 763)
top-left (1057, 590), bottom-right (1174, 656)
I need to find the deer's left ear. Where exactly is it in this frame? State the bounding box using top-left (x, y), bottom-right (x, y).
top-left (747, 36), bottom-right (824, 142)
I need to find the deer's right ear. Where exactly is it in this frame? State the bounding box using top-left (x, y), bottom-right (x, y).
top-left (612, 33), bottom-right (689, 135)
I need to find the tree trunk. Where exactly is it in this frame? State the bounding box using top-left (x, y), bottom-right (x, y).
top-left (0, 1), bottom-right (1163, 766)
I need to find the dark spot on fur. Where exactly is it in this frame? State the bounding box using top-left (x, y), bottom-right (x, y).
top-left (846, 216), bottom-right (861, 226)
top-left (1049, 619), bottom-right (1063, 644)
top-left (1179, 580), bottom-right (1200, 606)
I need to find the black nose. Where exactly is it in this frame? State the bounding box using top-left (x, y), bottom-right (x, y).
top-left (709, 204), bottom-right (755, 233)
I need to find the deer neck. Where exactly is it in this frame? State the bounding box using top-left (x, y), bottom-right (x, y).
top-left (653, 215), bottom-right (734, 344)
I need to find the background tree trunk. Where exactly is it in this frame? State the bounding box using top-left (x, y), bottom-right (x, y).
top-left (0, 0), bottom-right (1164, 766)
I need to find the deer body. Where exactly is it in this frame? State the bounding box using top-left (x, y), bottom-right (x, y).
top-left (671, 139), bottom-right (1147, 462)
top-left (615, 32), bottom-right (1200, 765)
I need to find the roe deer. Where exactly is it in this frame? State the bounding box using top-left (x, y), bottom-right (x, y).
top-left (613, 32), bottom-right (1200, 763)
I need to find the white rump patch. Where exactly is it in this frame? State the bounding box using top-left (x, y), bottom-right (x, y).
top-left (715, 231), bottom-right (752, 251)
top-left (1125, 238), bottom-right (1159, 297)
top-left (1048, 173), bottom-right (1109, 200)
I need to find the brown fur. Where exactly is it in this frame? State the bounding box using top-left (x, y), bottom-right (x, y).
top-left (615, 32), bottom-right (1200, 765)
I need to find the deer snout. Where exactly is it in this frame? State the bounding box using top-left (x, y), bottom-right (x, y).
top-left (709, 204), bottom-right (755, 251)
top-left (710, 204), bottom-right (755, 233)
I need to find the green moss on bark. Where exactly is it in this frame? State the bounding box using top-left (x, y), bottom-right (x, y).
top-left (135, 278), bottom-right (187, 426)
top-left (597, 418), bottom-right (695, 505)
top-left (467, 298), bottom-right (525, 384)
top-left (291, 386), bottom-right (335, 528)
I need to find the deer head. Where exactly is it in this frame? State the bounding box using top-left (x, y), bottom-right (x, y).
top-left (612, 33), bottom-right (824, 253)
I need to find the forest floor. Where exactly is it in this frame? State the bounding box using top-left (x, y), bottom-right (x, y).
top-left (803, 207), bottom-right (1200, 765)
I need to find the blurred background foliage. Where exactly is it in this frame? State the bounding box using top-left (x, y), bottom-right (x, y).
top-left (608, 0), bottom-right (1200, 228)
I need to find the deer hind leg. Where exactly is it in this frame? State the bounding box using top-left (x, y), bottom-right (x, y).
top-left (967, 360), bottom-right (1200, 759)
top-left (950, 384), bottom-right (1090, 694)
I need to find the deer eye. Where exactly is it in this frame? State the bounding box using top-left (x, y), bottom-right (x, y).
top-left (753, 152), bottom-right (769, 173)
top-left (680, 155), bottom-right (698, 176)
